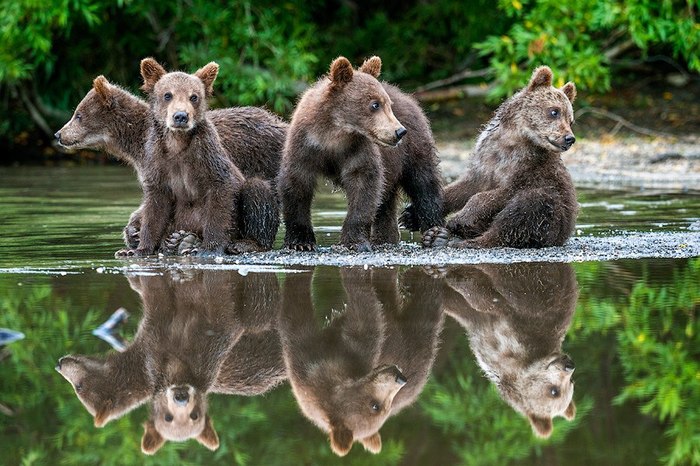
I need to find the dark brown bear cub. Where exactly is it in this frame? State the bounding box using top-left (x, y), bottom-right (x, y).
top-left (421, 66), bottom-right (578, 249)
top-left (128, 58), bottom-right (246, 257)
top-left (278, 56), bottom-right (444, 252)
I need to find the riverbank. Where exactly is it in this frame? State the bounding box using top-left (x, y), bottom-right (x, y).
top-left (436, 135), bottom-right (700, 191)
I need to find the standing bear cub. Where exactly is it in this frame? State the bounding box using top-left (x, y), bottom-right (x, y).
top-left (128, 59), bottom-right (249, 256)
top-left (278, 56), bottom-right (444, 252)
top-left (415, 66), bottom-right (578, 249)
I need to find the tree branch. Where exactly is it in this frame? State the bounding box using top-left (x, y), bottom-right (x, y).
top-left (414, 68), bottom-right (490, 93)
top-left (413, 83), bottom-right (492, 103)
top-left (575, 107), bottom-right (673, 138)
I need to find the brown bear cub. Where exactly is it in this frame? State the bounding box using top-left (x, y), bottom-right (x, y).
top-left (419, 66), bottom-right (578, 249)
top-left (440, 263), bottom-right (578, 438)
top-left (55, 74), bottom-right (285, 253)
top-left (125, 58), bottom-right (253, 256)
top-left (278, 56), bottom-right (444, 252)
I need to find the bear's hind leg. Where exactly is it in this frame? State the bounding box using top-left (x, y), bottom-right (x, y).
top-left (371, 189), bottom-right (400, 245)
top-left (476, 188), bottom-right (563, 248)
top-left (233, 177), bottom-right (280, 252)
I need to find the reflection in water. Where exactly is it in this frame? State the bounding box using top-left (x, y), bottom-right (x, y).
top-left (55, 269), bottom-right (285, 454)
top-left (0, 328), bottom-right (25, 345)
top-left (440, 262), bottom-right (578, 438)
top-left (280, 267), bottom-right (444, 456)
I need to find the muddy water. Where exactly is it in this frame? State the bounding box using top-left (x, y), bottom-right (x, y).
top-left (0, 165), bottom-right (699, 465)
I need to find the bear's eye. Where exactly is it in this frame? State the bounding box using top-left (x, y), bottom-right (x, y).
top-left (75, 112), bottom-right (82, 122)
top-left (165, 414), bottom-right (174, 422)
top-left (370, 401), bottom-right (380, 412)
top-left (370, 101), bottom-right (381, 111)
top-left (75, 382), bottom-right (83, 392)
top-left (164, 92), bottom-right (172, 101)
top-left (190, 94), bottom-right (198, 103)
top-left (190, 412), bottom-right (199, 421)
top-left (549, 386), bottom-right (560, 397)
top-left (549, 108), bottom-right (559, 118)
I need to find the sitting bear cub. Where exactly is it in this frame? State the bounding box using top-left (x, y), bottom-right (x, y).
top-left (416, 66), bottom-right (578, 249)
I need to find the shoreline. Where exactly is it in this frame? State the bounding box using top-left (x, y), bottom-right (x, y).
top-left (436, 135), bottom-right (700, 191)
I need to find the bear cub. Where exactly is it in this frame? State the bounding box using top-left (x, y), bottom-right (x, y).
top-left (128, 58), bottom-right (247, 256)
top-left (419, 66), bottom-right (578, 249)
top-left (278, 56), bottom-right (444, 252)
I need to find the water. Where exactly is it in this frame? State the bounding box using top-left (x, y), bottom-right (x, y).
top-left (0, 166), bottom-right (699, 465)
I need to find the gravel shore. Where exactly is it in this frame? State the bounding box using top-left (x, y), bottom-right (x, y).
top-left (437, 135), bottom-right (700, 191)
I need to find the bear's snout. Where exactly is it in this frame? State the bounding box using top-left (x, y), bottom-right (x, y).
top-left (54, 131), bottom-right (61, 142)
top-left (173, 387), bottom-right (190, 405)
top-left (563, 134), bottom-right (576, 149)
top-left (172, 111), bottom-right (189, 128)
top-left (395, 127), bottom-right (407, 142)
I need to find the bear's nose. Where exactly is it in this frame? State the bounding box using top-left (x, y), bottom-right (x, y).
top-left (173, 112), bottom-right (189, 125)
top-left (395, 127), bottom-right (407, 141)
top-left (564, 134), bottom-right (576, 147)
top-left (54, 131), bottom-right (61, 141)
top-left (562, 355), bottom-right (575, 372)
top-left (173, 390), bottom-right (189, 405)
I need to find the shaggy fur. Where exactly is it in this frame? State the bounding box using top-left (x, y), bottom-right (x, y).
top-left (278, 56), bottom-right (444, 252)
top-left (411, 66), bottom-right (578, 249)
top-left (55, 73), bottom-right (285, 252)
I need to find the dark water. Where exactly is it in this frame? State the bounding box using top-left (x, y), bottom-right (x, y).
top-left (1, 166), bottom-right (699, 465)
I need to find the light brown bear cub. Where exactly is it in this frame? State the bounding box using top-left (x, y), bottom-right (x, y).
top-left (278, 56), bottom-right (444, 252)
top-left (441, 263), bottom-right (578, 438)
top-left (54, 75), bottom-right (285, 253)
top-left (128, 58), bottom-right (246, 256)
top-left (420, 66), bottom-right (578, 249)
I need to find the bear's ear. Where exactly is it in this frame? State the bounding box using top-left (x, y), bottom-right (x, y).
top-left (55, 355), bottom-right (87, 384)
top-left (141, 420), bottom-right (165, 455)
top-left (359, 432), bottom-right (382, 454)
top-left (329, 423), bottom-right (354, 456)
top-left (92, 75), bottom-right (113, 106)
top-left (329, 57), bottom-right (353, 89)
top-left (140, 57), bottom-right (167, 94)
top-left (528, 414), bottom-right (553, 439)
top-left (93, 405), bottom-right (111, 428)
top-left (359, 56), bottom-right (382, 78)
top-left (196, 415), bottom-right (220, 451)
top-left (561, 81), bottom-right (576, 103)
top-left (527, 66), bottom-right (553, 91)
top-left (563, 399), bottom-right (576, 420)
top-left (194, 62), bottom-right (219, 98)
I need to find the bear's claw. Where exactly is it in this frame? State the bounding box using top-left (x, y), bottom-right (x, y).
top-left (398, 204), bottom-right (420, 231)
top-left (422, 226), bottom-right (451, 248)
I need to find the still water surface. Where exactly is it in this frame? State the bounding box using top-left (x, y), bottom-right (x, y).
top-left (0, 166), bottom-right (699, 465)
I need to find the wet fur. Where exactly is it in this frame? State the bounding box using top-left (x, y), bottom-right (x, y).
top-left (55, 74), bottom-right (285, 251)
top-left (278, 56), bottom-right (444, 251)
top-left (416, 66), bottom-right (578, 249)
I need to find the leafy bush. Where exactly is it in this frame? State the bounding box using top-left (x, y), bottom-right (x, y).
top-left (475, 0), bottom-right (700, 99)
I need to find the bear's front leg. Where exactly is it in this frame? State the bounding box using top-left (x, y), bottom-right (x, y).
top-left (279, 157), bottom-right (318, 251)
top-left (340, 157), bottom-right (382, 252)
top-left (123, 205), bottom-right (143, 249)
top-left (118, 188), bottom-right (172, 257)
top-left (446, 189), bottom-right (509, 240)
top-left (200, 184), bottom-right (237, 256)
top-left (371, 188), bottom-right (400, 245)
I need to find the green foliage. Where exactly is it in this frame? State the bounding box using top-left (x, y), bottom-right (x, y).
top-left (571, 258), bottom-right (700, 466)
top-left (612, 259), bottom-right (700, 466)
top-left (475, 0), bottom-right (700, 99)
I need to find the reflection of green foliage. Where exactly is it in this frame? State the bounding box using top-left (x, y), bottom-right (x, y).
top-left (613, 259), bottom-right (700, 466)
top-left (571, 258), bottom-right (700, 466)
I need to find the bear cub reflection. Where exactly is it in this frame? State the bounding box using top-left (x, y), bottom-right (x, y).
top-left (441, 262), bottom-right (578, 438)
